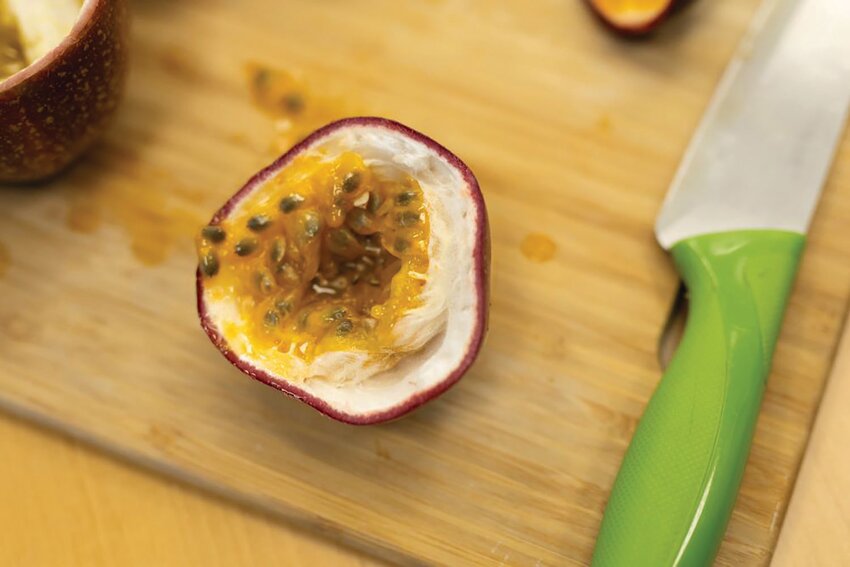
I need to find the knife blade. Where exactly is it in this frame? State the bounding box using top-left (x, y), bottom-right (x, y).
top-left (656, 0), bottom-right (850, 248)
top-left (593, 0), bottom-right (850, 565)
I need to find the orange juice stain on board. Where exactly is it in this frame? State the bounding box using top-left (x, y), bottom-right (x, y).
top-left (246, 63), bottom-right (357, 153)
top-left (521, 233), bottom-right (557, 263)
top-left (65, 166), bottom-right (204, 266)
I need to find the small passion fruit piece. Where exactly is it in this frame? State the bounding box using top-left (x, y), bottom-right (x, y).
top-left (196, 117), bottom-right (489, 424)
top-left (586, 0), bottom-right (679, 35)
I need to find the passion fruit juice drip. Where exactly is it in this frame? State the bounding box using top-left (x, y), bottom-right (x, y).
top-left (197, 151), bottom-right (431, 361)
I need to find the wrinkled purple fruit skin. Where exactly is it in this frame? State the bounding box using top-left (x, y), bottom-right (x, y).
top-left (197, 117), bottom-right (490, 425)
top-left (0, 0), bottom-right (129, 183)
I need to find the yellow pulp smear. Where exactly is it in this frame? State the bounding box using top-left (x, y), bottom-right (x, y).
top-left (197, 151), bottom-right (430, 362)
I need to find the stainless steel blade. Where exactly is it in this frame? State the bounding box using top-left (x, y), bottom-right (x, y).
top-left (656, 0), bottom-right (850, 249)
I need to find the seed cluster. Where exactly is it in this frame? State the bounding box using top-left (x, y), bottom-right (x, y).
top-left (196, 152), bottom-right (430, 361)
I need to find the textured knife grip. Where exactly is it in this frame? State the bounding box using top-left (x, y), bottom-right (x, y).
top-left (591, 230), bottom-right (804, 567)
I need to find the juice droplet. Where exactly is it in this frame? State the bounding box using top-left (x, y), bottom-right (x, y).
top-left (521, 233), bottom-right (556, 263)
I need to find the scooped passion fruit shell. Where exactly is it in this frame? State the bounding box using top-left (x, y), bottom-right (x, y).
top-left (0, 0), bottom-right (129, 183)
top-left (196, 117), bottom-right (489, 424)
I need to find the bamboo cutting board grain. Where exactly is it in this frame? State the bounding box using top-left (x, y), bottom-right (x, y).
top-left (1, 0), bottom-right (849, 565)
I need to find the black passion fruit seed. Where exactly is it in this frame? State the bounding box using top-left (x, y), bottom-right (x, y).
top-left (395, 191), bottom-right (416, 205)
top-left (298, 310), bottom-right (311, 330)
top-left (336, 319), bottom-right (354, 336)
top-left (257, 272), bottom-right (274, 294)
top-left (279, 194), bottom-right (304, 213)
top-left (247, 215), bottom-right (272, 232)
top-left (235, 238), bottom-right (258, 256)
top-left (303, 215), bottom-right (321, 239)
top-left (394, 238), bottom-right (410, 253)
top-left (329, 228), bottom-right (360, 254)
top-left (200, 252), bottom-right (219, 277)
top-left (201, 225), bottom-right (226, 243)
top-left (275, 299), bottom-right (292, 315)
top-left (282, 93), bottom-right (305, 114)
top-left (341, 172), bottom-right (362, 193)
top-left (367, 193), bottom-right (383, 213)
top-left (270, 238), bottom-right (286, 263)
top-left (347, 209), bottom-right (375, 234)
top-left (326, 307), bottom-right (346, 322)
top-left (397, 211), bottom-right (421, 227)
top-left (264, 310), bottom-right (280, 326)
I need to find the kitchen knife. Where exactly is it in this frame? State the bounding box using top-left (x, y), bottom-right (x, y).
top-left (592, 0), bottom-right (850, 565)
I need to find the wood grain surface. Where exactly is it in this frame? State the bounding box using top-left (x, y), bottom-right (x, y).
top-left (1, 0), bottom-right (849, 565)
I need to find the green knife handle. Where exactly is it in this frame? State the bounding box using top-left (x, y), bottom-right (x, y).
top-left (592, 230), bottom-right (805, 567)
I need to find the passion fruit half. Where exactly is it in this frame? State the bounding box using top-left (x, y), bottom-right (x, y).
top-left (196, 118), bottom-right (489, 424)
top-left (0, 0), bottom-right (129, 183)
top-left (587, 0), bottom-right (678, 35)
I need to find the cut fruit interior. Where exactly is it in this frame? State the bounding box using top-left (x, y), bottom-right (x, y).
top-left (588, 0), bottom-right (675, 34)
top-left (197, 118), bottom-right (489, 424)
top-left (0, 0), bottom-right (83, 79)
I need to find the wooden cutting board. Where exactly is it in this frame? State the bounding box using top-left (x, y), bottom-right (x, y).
top-left (1, 0), bottom-right (848, 565)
